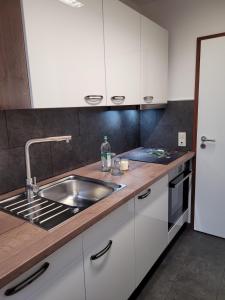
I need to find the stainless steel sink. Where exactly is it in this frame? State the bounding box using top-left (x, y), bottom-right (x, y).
top-left (38, 175), bottom-right (126, 209)
top-left (0, 175), bottom-right (126, 230)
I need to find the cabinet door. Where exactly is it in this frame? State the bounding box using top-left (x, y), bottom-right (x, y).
top-left (22, 0), bottom-right (106, 108)
top-left (135, 176), bottom-right (168, 286)
top-left (0, 236), bottom-right (85, 300)
top-left (103, 0), bottom-right (141, 106)
top-left (83, 200), bottom-right (135, 300)
top-left (141, 16), bottom-right (168, 104)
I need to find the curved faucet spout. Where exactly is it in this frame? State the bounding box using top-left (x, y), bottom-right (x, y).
top-left (25, 136), bottom-right (72, 198)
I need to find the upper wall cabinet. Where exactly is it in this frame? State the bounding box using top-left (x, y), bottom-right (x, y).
top-left (0, 0), bottom-right (168, 110)
top-left (141, 16), bottom-right (168, 105)
top-left (22, 0), bottom-right (106, 108)
top-left (103, 0), bottom-right (141, 106)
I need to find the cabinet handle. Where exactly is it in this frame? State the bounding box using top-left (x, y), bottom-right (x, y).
top-left (90, 240), bottom-right (113, 261)
top-left (4, 262), bottom-right (50, 296)
top-left (138, 189), bottom-right (151, 200)
top-left (143, 96), bottom-right (154, 103)
top-left (111, 96), bottom-right (125, 105)
top-left (84, 95), bottom-right (103, 105)
top-left (169, 171), bottom-right (192, 189)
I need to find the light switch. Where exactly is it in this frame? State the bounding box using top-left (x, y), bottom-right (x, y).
top-left (178, 132), bottom-right (186, 147)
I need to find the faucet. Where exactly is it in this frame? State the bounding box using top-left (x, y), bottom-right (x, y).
top-left (25, 136), bottom-right (72, 199)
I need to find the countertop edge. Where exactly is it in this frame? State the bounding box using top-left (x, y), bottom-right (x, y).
top-left (0, 151), bottom-right (195, 289)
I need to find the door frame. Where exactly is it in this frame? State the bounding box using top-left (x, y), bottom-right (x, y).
top-left (191, 32), bottom-right (225, 226)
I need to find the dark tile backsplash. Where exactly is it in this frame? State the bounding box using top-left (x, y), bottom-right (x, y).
top-left (140, 100), bottom-right (194, 151)
top-left (0, 101), bottom-right (194, 195)
top-left (0, 111), bottom-right (8, 150)
top-left (0, 107), bottom-right (140, 194)
top-left (6, 110), bottom-right (45, 148)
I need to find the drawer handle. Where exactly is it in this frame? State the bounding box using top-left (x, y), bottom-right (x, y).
top-left (138, 189), bottom-right (151, 199)
top-left (5, 262), bottom-right (50, 296)
top-left (143, 96), bottom-right (154, 103)
top-left (111, 96), bottom-right (125, 105)
top-left (90, 240), bottom-right (113, 261)
top-left (84, 95), bottom-right (103, 105)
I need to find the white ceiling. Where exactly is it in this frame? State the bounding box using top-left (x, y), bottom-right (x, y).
top-left (120, 0), bottom-right (163, 22)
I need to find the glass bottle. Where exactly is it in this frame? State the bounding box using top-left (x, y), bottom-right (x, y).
top-left (100, 136), bottom-right (111, 172)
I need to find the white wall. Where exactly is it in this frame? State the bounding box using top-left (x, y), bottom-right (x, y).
top-left (122, 0), bottom-right (225, 101)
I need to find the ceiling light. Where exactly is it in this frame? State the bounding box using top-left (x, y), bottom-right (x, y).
top-left (58, 0), bottom-right (84, 8)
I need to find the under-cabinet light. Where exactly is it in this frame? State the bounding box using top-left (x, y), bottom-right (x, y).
top-left (58, 0), bottom-right (84, 8)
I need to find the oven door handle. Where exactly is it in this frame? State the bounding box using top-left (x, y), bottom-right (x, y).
top-left (169, 171), bottom-right (192, 188)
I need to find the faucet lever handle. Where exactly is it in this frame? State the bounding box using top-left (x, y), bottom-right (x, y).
top-left (32, 177), bottom-right (39, 193)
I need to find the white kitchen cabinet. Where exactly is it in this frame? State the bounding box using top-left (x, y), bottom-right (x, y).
top-left (0, 236), bottom-right (85, 300)
top-left (83, 199), bottom-right (135, 300)
top-left (22, 0), bottom-right (106, 108)
top-left (103, 0), bottom-right (141, 106)
top-left (135, 175), bottom-right (168, 286)
top-left (141, 16), bottom-right (168, 104)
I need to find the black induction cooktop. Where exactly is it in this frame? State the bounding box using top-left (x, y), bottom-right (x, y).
top-left (120, 148), bottom-right (186, 165)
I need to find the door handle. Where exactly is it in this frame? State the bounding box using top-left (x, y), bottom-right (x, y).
top-left (201, 136), bottom-right (216, 143)
top-left (200, 136), bottom-right (216, 149)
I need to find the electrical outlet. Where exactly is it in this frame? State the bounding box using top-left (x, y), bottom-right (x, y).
top-left (178, 132), bottom-right (186, 147)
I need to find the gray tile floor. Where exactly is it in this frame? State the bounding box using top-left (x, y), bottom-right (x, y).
top-left (136, 228), bottom-right (225, 300)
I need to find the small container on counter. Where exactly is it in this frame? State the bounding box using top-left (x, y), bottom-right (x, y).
top-left (111, 157), bottom-right (123, 176)
top-left (120, 159), bottom-right (129, 171)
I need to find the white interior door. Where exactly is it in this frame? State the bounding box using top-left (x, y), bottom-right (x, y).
top-left (194, 36), bottom-right (225, 238)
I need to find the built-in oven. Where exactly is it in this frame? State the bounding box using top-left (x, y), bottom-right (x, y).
top-left (168, 160), bottom-right (192, 242)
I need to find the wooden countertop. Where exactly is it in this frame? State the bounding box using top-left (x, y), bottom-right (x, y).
top-left (0, 150), bottom-right (195, 288)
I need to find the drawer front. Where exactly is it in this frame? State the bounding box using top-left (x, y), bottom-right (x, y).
top-left (83, 199), bottom-right (135, 300)
top-left (135, 176), bottom-right (168, 286)
top-left (0, 235), bottom-right (85, 300)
